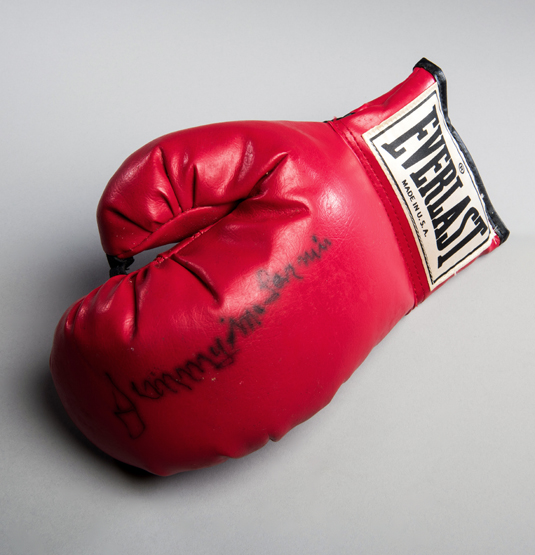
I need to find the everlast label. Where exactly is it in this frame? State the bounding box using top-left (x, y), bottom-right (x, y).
top-left (363, 83), bottom-right (494, 290)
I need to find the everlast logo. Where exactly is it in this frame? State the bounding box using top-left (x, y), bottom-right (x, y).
top-left (363, 84), bottom-right (493, 289)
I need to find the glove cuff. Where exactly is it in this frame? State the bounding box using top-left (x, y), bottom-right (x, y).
top-left (329, 58), bottom-right (508, 306)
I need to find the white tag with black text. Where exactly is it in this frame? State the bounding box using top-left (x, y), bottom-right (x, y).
top-left (363, 83), bottom-right (494, 290)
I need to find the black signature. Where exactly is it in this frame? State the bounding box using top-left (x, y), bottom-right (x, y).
top-left (107, 235), bottom-right (332, 439)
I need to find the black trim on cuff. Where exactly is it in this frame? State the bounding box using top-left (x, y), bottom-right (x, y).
top-left (414, 58), bottom-right (509, 244)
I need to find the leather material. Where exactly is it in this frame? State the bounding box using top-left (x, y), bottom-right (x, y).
top-left (50, 61), bottom-right (507, 475)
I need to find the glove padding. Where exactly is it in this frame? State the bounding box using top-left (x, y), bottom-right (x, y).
top-left (50, 59), bottom-right (508, 475)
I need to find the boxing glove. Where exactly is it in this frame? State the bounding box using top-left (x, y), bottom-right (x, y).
top-left (50, 59), bottom-right (508, 476)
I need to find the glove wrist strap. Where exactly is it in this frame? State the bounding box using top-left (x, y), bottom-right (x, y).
top-left (330, 58), bottom-right (508, 305)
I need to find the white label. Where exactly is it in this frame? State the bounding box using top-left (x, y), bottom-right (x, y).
top-left (363, 83), bottom-right (494, 290)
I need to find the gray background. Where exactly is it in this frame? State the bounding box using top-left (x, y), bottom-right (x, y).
top-left (2, 0), bottom-right (534, 553)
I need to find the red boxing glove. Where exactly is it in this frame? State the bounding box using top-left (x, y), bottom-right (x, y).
top-left (50, 59), bottom-right (508, 475)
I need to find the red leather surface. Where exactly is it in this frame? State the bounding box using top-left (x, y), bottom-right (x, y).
top-left (330, 67), bottom-right (436, 304)
top-left (50, 65), bottom-right (500, 475)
